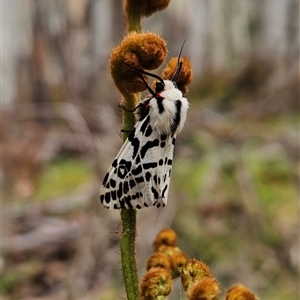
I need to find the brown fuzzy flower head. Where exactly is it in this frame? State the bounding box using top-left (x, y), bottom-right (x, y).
top-left (125, 0), bottom-right (171, 18)
top-left (140, 267), bottom-right (173, 300)
top-left (162, 57), bottom-right (193, 94)
top-left (146, 252), bottom-right (171, 273)
top-left (225, 284), bottom-right (258, 300)
top-left (153, 228), bottom-right (177, 251)
top-left (187, 277), bottom-right (221, 300)
top-left (157, 245), bottom-right (182, 258)
top-left (181, 259), bottom-right (213, 292)
top-left (109, 32), bottom-right (167, 94)
top-left (170, 251), bottom-right (189, 278)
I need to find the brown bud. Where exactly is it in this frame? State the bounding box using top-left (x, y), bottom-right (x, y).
top-left (157, 245), bottom-right (182, 257)
top-left (146, 252), bottom-right (172, 273)
top-left (225, 284), bottom-right (258, 300)
top-left (109, 32), bottom-right (167, 94)
top-left (124, 0), bottom-right (171, 18)
top-left (162, 57), bottom-right (193, 94)
top-left (153, 228), bottom-right (177, 250)
top-left (144, 0), bottom-right (171, 16)
top-left (181, 259), bottom-right (213, 292)
top-left (140, 267), bottom-right (173, 300)
top-left (170, 251), bottom-right (189, 278)
top-left (187, 277), bottom-right (220, 300)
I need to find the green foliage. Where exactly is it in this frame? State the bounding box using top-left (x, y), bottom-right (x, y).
top-left (171, 110), bottom-right (298, 299)
top-left (36, 158), bottom-right (92, 200)
top-left (246, 151), bottom-right (295, 207)
top-left (1, 261), bottom-right (43, 296)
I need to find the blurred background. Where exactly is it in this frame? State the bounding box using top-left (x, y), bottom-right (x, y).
top-left (1, 1), bottom-right (299, 299)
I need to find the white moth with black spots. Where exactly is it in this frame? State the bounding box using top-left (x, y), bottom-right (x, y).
top-left (100, 52), bottom-right (189, 209)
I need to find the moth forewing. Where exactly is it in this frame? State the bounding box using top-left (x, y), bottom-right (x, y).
top-left (100, 55), bottom-right (189, 209)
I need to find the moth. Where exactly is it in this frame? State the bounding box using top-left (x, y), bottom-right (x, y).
top-left (100, 50), bottom-right (189, 209)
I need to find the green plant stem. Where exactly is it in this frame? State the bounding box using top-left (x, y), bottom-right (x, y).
top-left (120, 6), bottom-right (142, 298)
top-left (125, 5), bottom-right (142, 32)
top-left (120, 209), bottom-right (139, 299)
top-left (120, 91), bottom-right (140, 300)
top-left (127, 13), bottom-right (142, 32)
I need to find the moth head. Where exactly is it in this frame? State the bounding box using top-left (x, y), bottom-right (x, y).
top-left (124, 63), bottom-right (165, 96)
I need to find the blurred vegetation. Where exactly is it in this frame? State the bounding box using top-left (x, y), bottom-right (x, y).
top-left (2, 1), bottom-right (299, 300)
top-left (36, 158), bottom-right (92, 201)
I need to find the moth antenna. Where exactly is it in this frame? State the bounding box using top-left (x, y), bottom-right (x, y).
top-left (171, 40), bottom-right (186, 82)
top-left (125, 63), bottom-right (164, 96)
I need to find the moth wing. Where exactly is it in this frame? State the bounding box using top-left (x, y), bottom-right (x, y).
top-left (100, 115), bottom-right (175, 209)
top-left (145, 133), bottom-right (175, 208)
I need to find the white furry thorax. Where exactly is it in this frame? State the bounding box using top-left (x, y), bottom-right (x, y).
top-left (144, 80), bottom-right (189, 136)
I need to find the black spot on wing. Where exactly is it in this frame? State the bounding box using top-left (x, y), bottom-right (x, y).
top-left (110, 179), bottom-right (116, 188)
top-left (143, 162), bottom-right (158, 169)
top-left (159, 159), bottom-right (164, 166)
top-left (129, 179), bottom-right (136, 188)
top-left (135, 155), bottom-right (141, 164)
top-left (145, 125), bottom-right (153, 137)
top-left (151, 186), bottom-right (159, 199)
top-left (153, 175), bottom-right (158, 185)
top-left (128, 128), bottom-right (136, 142)
top-left (123, 181), bottom-right (129, 194)
top-left (145, 172), bottom-right (151, 181)
top-left (160, 141), bottom-right (166, 148)
top-left (112, 159), bottom-right (118, 168)
top-left (135, 176), bottom-right (144, 183)
top-left (131, 138), bottom-right (140, 159)
top-left (117, 182), bottom-right (123, 199)
top-left (162, 185), bottom-right (168, 198)
top-left (170, 100), bottom-right (182, 134)
top-left (118, 199), bottom-right (125, 209)
top-left (105, 192), bottom-right (110, 204)
top-left (124, 195), bottom-right (133, 208)
top-left (117, 159), bottom-right (132, 179)
top-left (111, 190), bottom-right (117, 200)
top-left (161, 134), bottom-right (167, 141)
top-left (102, 173), bottom-right (109, 185)
top-left (100, 194), bottom-right (104, 203)
top-left (141, 139), bottom-right (159, 159)
top-left (132, 192), bottom-right (139, 200)
top-left (132, 165), bottom-right (142, 175)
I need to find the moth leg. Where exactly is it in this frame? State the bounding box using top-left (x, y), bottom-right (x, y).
top-left (120, 129), bottom-right (131, 133)
top-left (119, 103), bottom-right (141, 112)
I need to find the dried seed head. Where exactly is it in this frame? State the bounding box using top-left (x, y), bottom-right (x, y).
top-left (140, 267), bottom-right (173, 300)
top-left (162, 57), bottom-right (193, 94)
top-left (144, 0), bottom-right (171, 16)
top-left (146, 252), bottom-right (172, 273)
top-left (157, 245), bottom-right (182, 257)
top-left (109, 32), bottom-right (167, 94)
top-left (124, 0), bottom-right (171, 18)
top-left (153, 228), bottom-right (177, 250)
top-left (170, 251), bottom-right (189, 278)
top-left (187, 277), bottom-right (221, 300)
top-left (181, 259), bottom-right (213, 292)
top-left (225, 284), bottom-right (258, 300)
